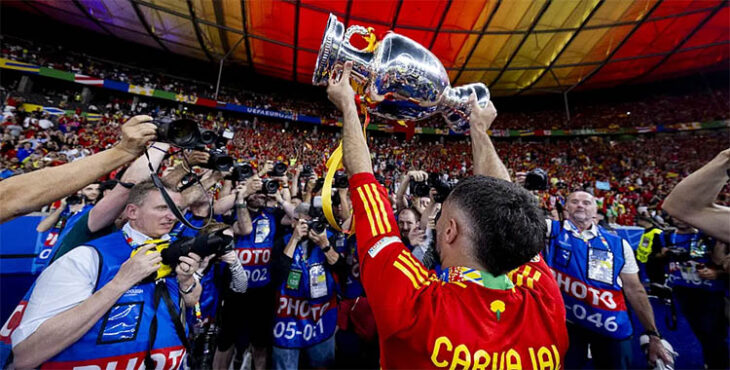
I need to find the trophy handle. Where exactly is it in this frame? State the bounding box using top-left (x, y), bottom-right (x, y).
top-left (344, 25), bottom-right (375, 52)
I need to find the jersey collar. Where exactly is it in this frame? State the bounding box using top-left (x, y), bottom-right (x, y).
top-left (440, 266), bottom-right (514, 290)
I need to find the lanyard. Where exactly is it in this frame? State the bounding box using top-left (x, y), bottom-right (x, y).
top-left (566, 220), bottom-right (609, 250)
top-left (122, 229), bottom-right (168, 250)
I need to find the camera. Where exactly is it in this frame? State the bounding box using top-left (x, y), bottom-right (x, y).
top-left (227, 163), bottom-right (254, 182)
top-left (410, 179), bottom-right (430, 197)
top-left (524, 168), bottom-right (548, 191)
top-left (202, 148), bottom-right (234, 172)
top-left (268, 162), bottom-right (288, 177)
top-left (301, 164), bottom-right (313, 178)
top-left (312, 177), bottom-right (325, 193)
top-left (307, 219), bottom-right (327, 234)
top-left (410, 173), bottom-right (454, 203)
top-left (153, 118), bottom-right (204, 149)
top-left (260, 179), bottom-right (279, 194)
top-left (160, 230), bottom-right (234, 269)
top-left (307, 197), bottom-right (327, 234)
top-left (334, 171), bottom-right (349, 189)
top-left (665, 247), bottom-right (690, 263)
top-left (428, 173), bottom-right (454, 203)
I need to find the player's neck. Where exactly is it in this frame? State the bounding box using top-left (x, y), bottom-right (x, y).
top-left (441, 254), bottom-right (488, 275)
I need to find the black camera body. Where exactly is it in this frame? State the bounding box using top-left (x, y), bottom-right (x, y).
top-left (410, 180), bottom-right (430, 197)
top-left (665, 247), bottom-right (691, 263)
top-left (312, 177), bottom-right (326, 193)
top-left (260, 179), bottom-right (279, 194)
top-left (301, 164), bottom-right (313, 178)
top-left (268, 162), bottom-right (288, 177)
top-left (161, 230), bottom-right (234, 268)
top-left (203, 148), bottom-right (234, 172)
top-left (307, 199), bottom-right (327, 234)
top-left (524, 168), bottom-right (549, 191)
top-left (227, 163), bottom-right (254, 182)
top-left (154, 118), bottom-right (205, 149)
top-left (410, 173), bottom-right (454, 203)
top-left (307, 218), bottom-right (327, 234)
top-left (334, 172), bottom-right (349, 189)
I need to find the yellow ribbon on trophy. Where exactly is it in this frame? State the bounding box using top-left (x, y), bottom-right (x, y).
top-left (321, 95), bottom-right (370, 234)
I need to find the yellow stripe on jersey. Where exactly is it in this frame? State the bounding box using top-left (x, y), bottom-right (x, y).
top-left (527, 270), bottom-right (542, 289)
top-left (356, 186), bottom-right (378, 237)
top-left (403, 251), bottom-right (430, 279)
top-left (368, 183), bottom-right (392, 233)
top-left (362, 185), bottom-right (386, 235)
top-left (393, 261), bottom-right (420, 289)
top-left (397, 253), bottom-right (426, 285)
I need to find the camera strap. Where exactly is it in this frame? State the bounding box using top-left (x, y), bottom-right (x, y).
top-left (144, 280), bottom-right (191, 369)
top-left (144, 148), bottom-right (210, 231)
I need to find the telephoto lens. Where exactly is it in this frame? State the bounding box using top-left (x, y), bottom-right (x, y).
top-left (154, 118), bottom-right (201, 149)
top-left (260, 179), bottom-right (280, 194)
top-left (269, 162), bottom-right (288, 177)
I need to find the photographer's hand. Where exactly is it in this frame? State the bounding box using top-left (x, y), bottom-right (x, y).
top-left (177, 252), bottom-right (202, 306)
top-left (176, 252), bottom-right (202, 282)
top-left (116, 115), bottom-right (157, 158)
top-left (197, 254), bottom-right (216, 275)
top-left (409, 170), bottom-right (428, 183)
top-left (112, 244), bottom-right (161, 290)
top-left (187, 150), bottom-right (210, 167)
top-left (309, 229), bottom-right (330, 248)
top-left (220, 250), bottom-right (238, 265)
top-left (292, 219), bottom-right (309, 243)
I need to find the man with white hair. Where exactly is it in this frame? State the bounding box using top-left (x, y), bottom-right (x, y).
top-left (544, 190), bottom-right (671, 369)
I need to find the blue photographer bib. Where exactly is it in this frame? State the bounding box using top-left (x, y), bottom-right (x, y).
top-left (334, 233), bottom-right (364, 299)
top-left (545, 220), bottom-right (633, 340)
top-left (234, 209), bottom-right (276, 288)
top-left (2, 231), bottom-right (187, 369)
top-left (274, 233), bottom-right (337, 349)
top-left (666, 232), bottom-right (727, 292)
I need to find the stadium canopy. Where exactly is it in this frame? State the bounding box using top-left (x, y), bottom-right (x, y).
top-left (9, 0), bottom-right (729, 96)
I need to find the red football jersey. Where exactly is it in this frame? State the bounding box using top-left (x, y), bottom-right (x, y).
top-left (350, 173), bottom-right (569, 369)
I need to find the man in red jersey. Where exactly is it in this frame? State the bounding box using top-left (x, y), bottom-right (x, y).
top-left (326, 61), bottom-right (568, 368)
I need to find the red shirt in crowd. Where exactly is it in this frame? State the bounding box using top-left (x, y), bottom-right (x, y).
top-left (350, 172), bottom-right (569, 369)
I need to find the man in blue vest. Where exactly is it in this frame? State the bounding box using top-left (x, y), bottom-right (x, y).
top-left (544, 190), bottom-right (672, 369)
top-left (9, 179), bottom-right (202, 369)
top-left (664, 218), bottom-right (728, 369)
top-left (271, 203), bottom-right (343, 369)
top-left (214, 174), bottom-right (289, 370)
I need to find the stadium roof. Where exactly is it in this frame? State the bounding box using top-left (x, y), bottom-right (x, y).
top-left (9, 0), bottom-right (729, 96)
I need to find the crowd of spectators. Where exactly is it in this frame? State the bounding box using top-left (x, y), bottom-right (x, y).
top-left (2, 84), bottom-right (727, 229)
top-left (3, 36), bottom-right (728, 130)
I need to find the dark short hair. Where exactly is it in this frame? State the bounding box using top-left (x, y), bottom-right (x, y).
top-left (398, 207), bottom-right (421, 222)
top-left (445, 175), bottom-right (546, 276)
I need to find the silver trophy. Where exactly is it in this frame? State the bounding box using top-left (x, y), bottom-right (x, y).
top-left (313, 14), bottom-right (490, 133)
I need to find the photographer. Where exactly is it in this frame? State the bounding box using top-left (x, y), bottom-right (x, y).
top-left (271, 203), bottom-right (344, 369)
top-left (327, 61), bottom-right (568, 367)
top-left (663, 219), bottom-right (728, 369)
top-left (544, 190), bottom-right (672, 369)
top-left (48, 142), bottom-right (171, 263)
top-left (8, 180), bottom-right (201, 369)
top-left (394, 170), bottom-right (428, 213)
top-left (213, 174), bottom-right (292, 370)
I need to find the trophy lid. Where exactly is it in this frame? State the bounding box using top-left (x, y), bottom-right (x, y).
top-left (312, 14), bottom-right (344, 86)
